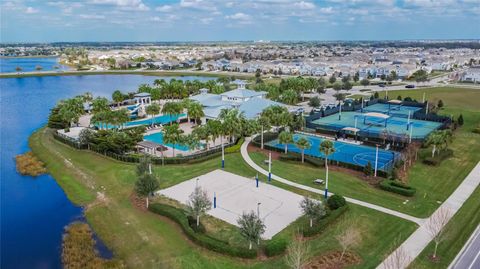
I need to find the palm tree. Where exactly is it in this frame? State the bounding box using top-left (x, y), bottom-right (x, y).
top-left (162, 102), bottom-right (183, 124)
top-left (113, 109), bottom-right (130, 130)
top-left (295, 137), bottom-right (311, 163)
top-left (59, 97), bottom-right (84, 128)
top-left (426, 130), bottom-right (449, 158)
top-left (278, 131), bottom-right (294, 154)
top-left (91, 97), bottom-right (110, 114)
top-left (112, 90), bottom-right (124, 107)
top-left (206, 120), bottom-right (222, 147)
top-left (145, 104), bottom-right (161, 127)
top-left (219, 108), bottom-right (245, 143)
top-left (163, 123), bottom-right (183, 157)
top-left (258, 115), bottom-right (271, 149)
top-left (82, 92), bottom-right (93, 103)
top-left (319, 140), bottom-right (335, 198)
top-left (181, 99), bottom-right (193, 123)
top-left (187, 102), bottom-right (204, 125)
top-left (182, 134), bottom-right (201, 152)
top-left (192, 125), bottom-right (210, 150)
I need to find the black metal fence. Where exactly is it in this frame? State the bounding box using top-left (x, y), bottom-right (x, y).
top-left (53, 131), bottom-right (237, 165)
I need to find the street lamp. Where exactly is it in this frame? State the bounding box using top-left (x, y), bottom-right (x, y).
top-left (257, 202), bottom-right (261, 218)
top-left (374, 144), bottom-right (379, 177)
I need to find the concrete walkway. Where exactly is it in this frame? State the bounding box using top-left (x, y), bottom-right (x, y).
top-left (378, 162), bottom-right (480, 269)
top-left (240, 137), bottom-right (424, 225)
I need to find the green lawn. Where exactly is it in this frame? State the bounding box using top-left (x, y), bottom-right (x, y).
top-left (409, 186), bottom-right (480, 268)
top-left (30, 128), bottom-right (417, 269)
top-left (261, 87), bottom-right (480, 218)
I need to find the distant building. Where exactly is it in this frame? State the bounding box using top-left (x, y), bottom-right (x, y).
top-left (461, 67), bottom-right (480, 83)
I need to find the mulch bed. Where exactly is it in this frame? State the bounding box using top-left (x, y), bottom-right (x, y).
top-left (304, 251), bottom-right (362, 269)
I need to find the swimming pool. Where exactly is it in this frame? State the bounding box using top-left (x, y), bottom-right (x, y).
top-left (125, 113), bottom-right (186, 127)
top-left (266, 133), bottom-right (399, 171)
top-left (143, 132), bottom-right (190, 152)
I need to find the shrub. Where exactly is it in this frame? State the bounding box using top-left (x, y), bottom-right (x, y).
top-left (422, 149), bottom-right (453, 166)
top-left (264, 237), bottom-right (288, 257)
top-left (302, 206), bottom-right (348, 237)
top-left (379, 180), bottom-right (416, 197)
top-left (15, 152), bottom-right (47, 177)
top-left (225, 138), bottom-right (243, 153)
top-left (149, 203), bottom-right (257, 258)
top-left (473, 125), bottom-right (480, 134)
top-left (327, 194), bottom-right (346, 210)
top-left (308, 96), bottom-right (321, 107)
top-left (187, 216), bottom-right (206, 233)
top-left (457, 114), bottom-right (464, 126)
top-left (364, 161), bottom-right (373, 176)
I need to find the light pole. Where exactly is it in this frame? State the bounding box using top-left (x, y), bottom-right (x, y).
top-left (221, 142), bottom-right (225, 169)
top-left (374, 144), bottom-right (379, 177)
top-left (196, 178), bottom-right (199, 188)
top-left (338, 102), bottom-right (342, 121)
top-left (268, 152), bottom-right (272, 182)
top-left (257, 202), bottom-right (261, 218)
top-left (409, 123), bottom-right (414, 143)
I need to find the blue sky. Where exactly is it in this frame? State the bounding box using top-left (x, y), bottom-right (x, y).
top-left (1, 0), bottom-right (479, 42)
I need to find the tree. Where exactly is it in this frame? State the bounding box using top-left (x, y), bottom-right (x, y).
top-left (353, 72), bottom-right (360, 82)
top-left (187, 102), bottom-right (204, 125)
top-left (437, 99), bottom-right (444, 109)
top-left (237, 211), bottom-right (265, 250)
top-left (320, 140), bottom-right (335, 198)
top-left (162, 102), bottom-right (183, 123)
top-left (112, 90), bottom-right (124, 107)
top-left (281, 89), bottom-right (299, 105)
top-left (300, 196), bottom-right (326, 227)
top-left (59, 97), bottom-right (84, 129)
top-left (279, 131), bottom-right (294, 154)
top-left (360, 78), bottom-right (370, 88)
top-left (308, 96), bottom-right (321, 108)
top-left (426, 207), bottom-right (452, 259)
top-left (457, 114), bottom-right (464, 126)
top-left (284, 236), bottom-right (310, 269)
top-left (336, 226), bottom-right (361, 262)
top-left (136, 155), bottom-right (151, 176)
top-left (341, 75), bottom-right (350, 84)
top-left (182, 134), bottom-right (201, 152)
top-left (135, 173), bottom-right (159, 208)
top-left (91, 97), bottom-right (110, 114)
top-left (187, 185), bottom-right (212, 227)
top-left (163, 123), bottom-right (183, 157)
top-left (145, 104), bottom-right (161, 127)
top-left (15, 66), bottom-right (22, 72)
top-left (295, 137), bottom-right (311, 163)
top-left (333, 93), bottom-right (346, 102)
top-left (426, 131), bottom-right (445, 158)
top-left (332, 82), bottom-right (342, 91)
top-left (381, 237), bottom-right (410, 269)
top-left (206, 119), bottom-right (222, 147)
top-left (329, 75), bottom-right (336, 84)
top-left (219, 108), bottom-right (245, 142)
top-left (258, 115), bottom-right (271, 149)
top-left (364, 161), bottom-right (373, 176)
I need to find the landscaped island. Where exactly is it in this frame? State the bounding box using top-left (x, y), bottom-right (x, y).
top-left (30, 75), bottom-right (480, 269)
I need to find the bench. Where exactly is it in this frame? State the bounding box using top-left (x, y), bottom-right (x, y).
top-left (313, 179), bottom-right (324, 185)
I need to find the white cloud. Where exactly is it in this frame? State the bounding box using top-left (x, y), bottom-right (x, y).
top-left (319, 7), bottom-right (334, 14)
top-left (156, 5), bottom-right (172, 12)
top-left (225, 12), bottom-right (251, 20)
top-left (200, 17), bottom-right (213, 24)
top-left (79, 14), bottom-right (106, 19)
top-left (25, 7), bottom-right (39, 14)
top-left (88, 0), bottom-right (149, 11)
top-left (293, 1), bottom-right (315, 10)
top-left (180, 0), bottom-right (217, 11)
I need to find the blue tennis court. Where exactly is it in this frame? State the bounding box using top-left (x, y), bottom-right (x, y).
top-left (266, 133), bottom-right (399, 171)
top-left (361, 103), bottom-right (421, 118)
top-left (311, 111), bottom-right (441, 139)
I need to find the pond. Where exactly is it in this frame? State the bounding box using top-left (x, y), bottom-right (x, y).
top-left (0, 73), bottom-right (215, 268)
top-left (0, 57), bottom-right (70, 73)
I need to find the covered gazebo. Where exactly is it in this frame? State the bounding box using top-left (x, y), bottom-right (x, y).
top-left (363, 112), bottom-right (390, 127)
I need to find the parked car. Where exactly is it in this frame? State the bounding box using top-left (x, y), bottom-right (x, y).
top-left (312, 107), bottom-right (322, 113)
top-left (378, 83), bottom-right (386, 87)
top-left (405, 84), bottom-right (416, 88)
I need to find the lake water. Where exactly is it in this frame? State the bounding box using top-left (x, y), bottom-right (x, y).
top-left (0, 57), bottom-right (70, 73)
top-left (0, 74), bottom-right (214, 269)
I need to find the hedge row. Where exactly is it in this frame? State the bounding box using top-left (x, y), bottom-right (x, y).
top-left (379, 180), bottom-right (416, 197)
top-left (264, 237), bottom-right (288, 257)
top-left (302, 205), bottom-right (349, 238)
top-left (148, 203), bottom-right (257, 259)
top-left (422, 149), bottom-right (454, 166)
top-left (278, 153), bottom-right (325, 167)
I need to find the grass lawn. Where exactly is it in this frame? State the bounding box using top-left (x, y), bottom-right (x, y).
top-left (409, 186), bottom-right (480, 268)
top-left (269, 87), bottom-right (480, 218)
top-left (30, 128), bottom-right (417, 269)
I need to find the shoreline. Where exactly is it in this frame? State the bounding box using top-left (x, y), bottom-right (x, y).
top-left (0, 55), bottom-right (59, 59)
top-left (0, 69), bottom-right (254, 79)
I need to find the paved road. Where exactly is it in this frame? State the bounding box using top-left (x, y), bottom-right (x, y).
top-left (449, 225), bottom-right (480, 269)
top-left (378, 162), bottom-right (480, 269)
top-left (240, 137), bottom-right (424, 225)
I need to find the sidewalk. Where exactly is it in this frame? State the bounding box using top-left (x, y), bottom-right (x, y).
top-left (240, 137), bottom-right (423, 225)
top-left (378, 162), bottom-right (480, 268)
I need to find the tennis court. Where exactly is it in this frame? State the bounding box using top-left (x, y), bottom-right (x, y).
top-left (311, 111), bottom-right (442, 139)
top-left (266, 133), bottom-right (399, 171)
top-left (156, 170), bottom-right (305, 239)
top-left (360, 103), bottom-right (422, 118)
